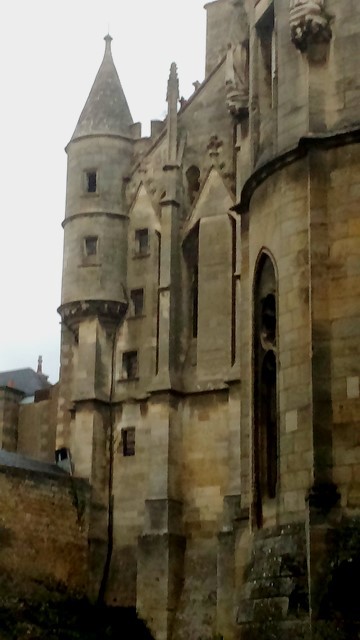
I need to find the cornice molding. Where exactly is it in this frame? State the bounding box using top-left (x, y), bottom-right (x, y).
top-left (233, 127), bottom-right (360, 215)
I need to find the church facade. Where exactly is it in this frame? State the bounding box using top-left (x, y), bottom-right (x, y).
top-left (2, 1), bottom-right (360, 638)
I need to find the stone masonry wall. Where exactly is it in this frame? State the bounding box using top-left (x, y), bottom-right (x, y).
top-left (0, 389), bottom-right (21, 452)
top-left (240, 158), bottom-right (313, 521)
top-left (17, 386), bottom-right (59, 463)
top-left (328, 144), bottom-right (360, 510)
top-left (0, 465), bottom-right (90, 600)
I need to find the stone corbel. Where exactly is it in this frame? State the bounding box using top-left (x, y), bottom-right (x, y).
top-left (58, 299), bottom-right (128, 338)
top-left (290, 0), bottom-right (332, 52)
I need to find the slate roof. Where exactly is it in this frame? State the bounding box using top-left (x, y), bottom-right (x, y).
top-left (71, 35), bottom-right (133, 141)
top-left (0, 450), bottom-right (67, 476)
top-left (0, 368), bottom-right (51, 396)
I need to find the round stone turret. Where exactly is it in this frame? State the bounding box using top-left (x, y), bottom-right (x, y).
top-left (59, 35), bottom-right (133, 330)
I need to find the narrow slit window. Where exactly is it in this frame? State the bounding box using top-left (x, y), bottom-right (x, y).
top-left (130, 288), bottom-right (144, 316)
top-left (85, 236), bottom-right (98, 256)
top-left (86, 171), bottom-right (97, 193)
top-left (121, 351), bottom-right (138, 380)
top-left (121, 427), bottom-right (135, 457)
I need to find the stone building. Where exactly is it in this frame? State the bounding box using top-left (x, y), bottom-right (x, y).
top-left (0, 358), bottom-right (57, 461)
top-left (2, 0), bottom-right (360, 638)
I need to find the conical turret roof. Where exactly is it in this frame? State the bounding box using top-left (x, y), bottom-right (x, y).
top-left (71, 35), bottom-right (133, 141)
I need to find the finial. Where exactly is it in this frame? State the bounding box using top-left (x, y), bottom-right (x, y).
top-left (104, 33), bottom-right (113, 52)
top-left (167, 62), bottom-right (179, 103)
top-left (37, 355), bottom-right (43, 374)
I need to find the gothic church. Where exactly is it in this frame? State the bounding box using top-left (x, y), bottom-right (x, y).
top-left (1, 1), bottom-right (360, 638)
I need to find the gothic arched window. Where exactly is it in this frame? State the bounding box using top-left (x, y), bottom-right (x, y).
top-left (253, 252), bottom-right (278, 528)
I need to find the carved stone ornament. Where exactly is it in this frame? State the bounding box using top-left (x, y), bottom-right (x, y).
top-left (290, 0), bottom-right (332, 51)
top-left (225, 0), bottom-right (249, 120)
top-left (225, 42), bottom-right (249, 119)
top-left (207, 135), bottom-right (223, 160)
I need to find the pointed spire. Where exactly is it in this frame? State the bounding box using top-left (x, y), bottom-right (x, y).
top-left (71, 35), bottom-right (133, 141)
top-left (37, 355), bottom-right (43, 374)
top-left (166, 63), bottom-right (179, 165)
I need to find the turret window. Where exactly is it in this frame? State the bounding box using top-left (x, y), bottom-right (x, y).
top-left (84, 236), bottom-right (98, 256)
top-left (84, 170), bottom-right (97, 193)
top-left (130, 288), bottom-right (144, 317)
top-left (134, 228), bottom-right (150, 256)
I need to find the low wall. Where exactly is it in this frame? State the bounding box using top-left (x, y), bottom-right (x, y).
top-left (0, 462), bottom-right (90, 599)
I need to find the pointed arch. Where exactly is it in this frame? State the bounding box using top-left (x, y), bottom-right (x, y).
top-left (253, 250), bottom-right (278, 528)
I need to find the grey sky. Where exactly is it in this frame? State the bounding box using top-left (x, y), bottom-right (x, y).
top-left (0, 0), bottom-right (206, 382)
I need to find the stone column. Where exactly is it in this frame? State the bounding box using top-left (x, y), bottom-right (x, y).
top-left (137, 393), bottom-right (185, 640)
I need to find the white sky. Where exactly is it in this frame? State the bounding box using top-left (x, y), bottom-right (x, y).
top-left (0, 0), bottom-right (207, 383)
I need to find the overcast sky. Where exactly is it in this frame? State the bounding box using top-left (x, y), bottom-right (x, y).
top-left (0, 0), bottom-right (207, 383)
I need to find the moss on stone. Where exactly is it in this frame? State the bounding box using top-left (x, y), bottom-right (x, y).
top-left (0, 598), bottom-right (154, 640)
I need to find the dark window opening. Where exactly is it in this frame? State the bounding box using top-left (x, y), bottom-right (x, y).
top-left (130, 288), bottom-right (144, 316)
top-left (86, 171), bottom-right (97, 193)
top-left (55, 447), bottom-right (69, 463)
top-left (121, 427), bottom-right (135, 456)
top-left (135, 228), bottom-right (149, 256)
top-left (55, 447), bottom-right (72, 474)
top-left (85, 236), bottom-right (98, 256)
top-left (261, 351), bottom-right (277, 499)
top-left (191, 265), bottom-right (199, 338)
top-left (122, 351), bottom-right (138, 380)
top-left (184, 228), bottom-right (199, 344)
top-left (253, 253), bottom-right (278, 529)
top-left (261, 293), bottom-right (276, 347)
top-left (186, 165), bottom-right (200, 204)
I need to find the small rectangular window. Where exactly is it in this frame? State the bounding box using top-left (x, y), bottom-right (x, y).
top-left (130, 288), bottom-right (144, 316)
top-left (121, 427), bottom-right (135, 456)
top-left (121, 351), bottom-right (138, 380)
top-left (85, 236), bottom-right (98, 256)
top-left (86, 171), bottom-right (97, 193)
top-left (135, 228), bottom-right (149, 256)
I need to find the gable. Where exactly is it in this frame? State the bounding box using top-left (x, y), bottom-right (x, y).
top-left (129, 183), bottom-right (161, 233)
top-left (183, 167), bottom-right (235, 239)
